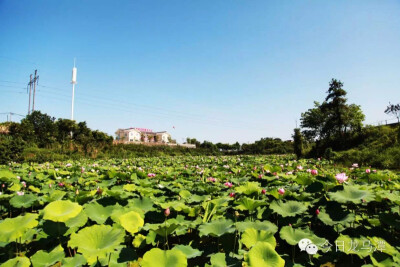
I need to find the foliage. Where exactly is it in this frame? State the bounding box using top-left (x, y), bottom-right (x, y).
top-left (0, 155), bottom-right (398, 266)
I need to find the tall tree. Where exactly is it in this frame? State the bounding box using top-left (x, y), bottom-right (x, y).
top-left (384, 102), bottom-right (400, 123)
top-left (293, 128), bottom-right (304, 158)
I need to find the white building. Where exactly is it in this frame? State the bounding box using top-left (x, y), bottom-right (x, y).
top-left (115, 128), bottom-right (171, 143)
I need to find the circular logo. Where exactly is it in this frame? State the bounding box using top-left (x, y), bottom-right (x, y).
top-left (306, 243), bottom-right (319, 255)
top-left (298, 238), bottom-right (312, 251)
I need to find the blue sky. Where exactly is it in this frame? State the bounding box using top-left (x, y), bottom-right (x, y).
top-left (1, 0), bottom-right (399, 143)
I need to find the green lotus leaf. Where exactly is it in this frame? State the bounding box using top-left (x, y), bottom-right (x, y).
top-left (61, 254), bottom-right (87, 267)
top-left (367, 236), bottom-right (399, 257)
top-left (42, 190), bottom-right (66, 203)
top-left (236, 182), bottom-right (261, 195)
top-left (119, 211), bottom-right (144, 234)
top-left (247, 242), bottom-right (285, 267)
top-left (10, 194), bottom-right (38, 208)
top-left (141, 248), bottom-right (187, 267)
top-left (318, 209), bottom-right (355, 226)
top-left (0, 170), bottom-right (17, 180)
top-left (0, 213), bottom-right (38, 243)
top-left (144, 222), bottom-right (179, 237)
top-left (236, 220), bottom-right (278, 234)
top-left (179, 190), bottom-right (191, 199)
top-left (269, 200), bottom-right (308, 217)
top-left (128, 197), bottom-right (154, 212)
top-left (1, 257), bottom-right (31, 267)
top-left (65, 211), bottom-right (88, 229)
top-left (241, 228), bottom-right (276, 249)
top-left (68, 225), bottom-right (125, 264)
top-left (122, 184), bottom-right (136, 192)
top-left (199, 219), bottom-right (235, 237)
top-left (209, 253), bottom-right (226, 267)
top-left (43, 200), bottom-right (82, 222)
top-left (328, 185), bottom-right (375, 204)
top-left (30, 245), bottom-right (65, 267)
top-left (279, 226), bottom-right (326, 246)
top-left (335, 235), bottom-right (371, 258)
top-left (84, 202), bottom-right (114, 224)
top-left (132, 234), bottom-right (146, 248)
top-left (172, 245), bottom-right (203, 259)
top-left (235, 197), bottom-right (265, 212)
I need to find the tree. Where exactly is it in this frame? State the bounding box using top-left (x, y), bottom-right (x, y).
top-left (55, 119), bottom-right (78, 143)
top-left (20, 111), bottom-right (57, 147)
top-left (384, 102), bottom-right (400, 123)
top-left (300, 79), bottom-right (365, 151)
top-left (293, 128), bottom-right (303, 158)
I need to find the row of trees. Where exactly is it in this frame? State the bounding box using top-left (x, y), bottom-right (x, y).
top-left (5, 111), bottom-right (113, 156)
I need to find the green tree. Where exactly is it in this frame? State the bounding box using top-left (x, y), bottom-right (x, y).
top-left (384, 102), bottom-right (400, 123)
top-left (20, 111), bottom-right (57, 147)
top-left (293, 128), bottom-right (303, 158)
top-left (301, 79), bottom-right (365, 144)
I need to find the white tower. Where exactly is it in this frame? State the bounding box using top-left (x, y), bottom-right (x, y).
top-left (71, 59), bottom-right (77, 120)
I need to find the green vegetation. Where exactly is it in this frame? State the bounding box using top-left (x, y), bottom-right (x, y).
top-left (0, 156), bottom-right (399, 266)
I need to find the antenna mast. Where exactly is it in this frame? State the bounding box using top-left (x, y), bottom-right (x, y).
top-left (71, 59), bottom-right (77, 120)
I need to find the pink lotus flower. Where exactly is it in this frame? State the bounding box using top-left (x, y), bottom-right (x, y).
top-left (352, 163), bottom-right (359, 168)
top-left (278, 188), bottom-right (285, 195)
top-left (147, 173), bottom-right (156, 178)
top-left (17, 191), bottom-right (24, 196)
top-left (164, 208), bottom-right (170, 217)
top-left (335, 173), bottom-right (348, 183)
top-left (297, 166), bottom-right (303, 170)
top-left (17, 176), bottom-right (21, 180)
top-left (258, 174), bottom-right (263, 179)
top-left (311, 169), bottom-right (318, 176)
top-left (21, 181), bottom-right (26, 187)
top-left (224, 182), bottom-right (233, 188)
top-left (229, 192), bottom-right (235, 198)
top-left (207, 177), bottom-right (216, 182)
top-left (81, 167), bottom-right (85, 173)
top-left (286, 171), bottom-right (293, 175)
top-left (373, 170), bottom-right (377, 173)
top-left (261, 189), bottom-right (266, 195)
top-left (66, 163), bottom-right (72, 167)
top-left (49, 184), bottom-right (52, 188)
top-left (58, 182), bottom-right (64, 187)
top-left (315, 209), bottom-right (320, 215)
top-left (2, 184), bottom-right (5, 188)
top-left (253, 166), bottom-right (257, 171)
top-left (365, 169), bottom-right (371, 174)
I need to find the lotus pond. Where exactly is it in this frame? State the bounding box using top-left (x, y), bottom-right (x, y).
top-left (0, 155), bottom-right (399, 267)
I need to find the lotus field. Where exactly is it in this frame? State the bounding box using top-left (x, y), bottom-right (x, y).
top-left (1, 155), bottom-right (400, 267)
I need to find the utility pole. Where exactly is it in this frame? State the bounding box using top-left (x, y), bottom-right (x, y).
top-left (32, 70), bottom-right (39, 112)
top-left (28, 74), bottom-right (32, 115)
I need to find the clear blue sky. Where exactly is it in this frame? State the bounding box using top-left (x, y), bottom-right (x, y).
top-left (1, 0), bottom-right (399, 143)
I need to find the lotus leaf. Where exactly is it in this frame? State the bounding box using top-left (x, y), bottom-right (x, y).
top-left (172, 245), bottom-right (203, 259)
top-left (0, 213), bottom-right (38, 243)
top-left (279, 226), bottom-right (326, 246)
top-left (10, 194), bottom-right (37, 208)
top-left (235, 197), bottom-right (265, 212)
top-left (1, 257), bottom-right (31, 267)
top-left (247, 242), bottom-right (285, 267)
top-left (328, 185), bottom-right (375, 204)
top-left (43, 200), bottom-right (82, 222)
top-left (68, 224), bottom-right (125, 264)
top-left (119, 211), bottom-right (144, 234)
top-left (61, 254), bottom-right (87, 267)
top-left (236, 182), bottom-right (261, 195)
top-left (30, 245), bottom-right (65, 267)
top-left (241, 228), bottom-right (276, 249)
top-left (141, 248), bottom-right (187, 267)
top-left (269, 200), bottom-right (307, 217)
top-left (209, 253), bottom-right (226, 267)
top-left (199, 219), bottom-right (235, 237)
top-left (84, 202), bottom-right (114, 224)
top-left (236, 221), bottom-right (278, 234)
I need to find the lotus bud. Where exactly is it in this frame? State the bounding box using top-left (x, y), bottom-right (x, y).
top-left (278, 188), bottom-right (285, 195)
top-left (261, 189), bottom-right (266, 195)
top-left (229, 192), bottom-right (235, 198)
top-left (164, 208), bottom-right (170, 217)
top-left (75, 189), bottom-right (79, 195)
top-left (315, 209), bottom-right (320, 215)
top-left (235, 211), bottom-right (240, 217)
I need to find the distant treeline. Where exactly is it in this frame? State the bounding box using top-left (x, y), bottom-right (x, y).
top-left (0, 111), bottom-right (294, 163)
